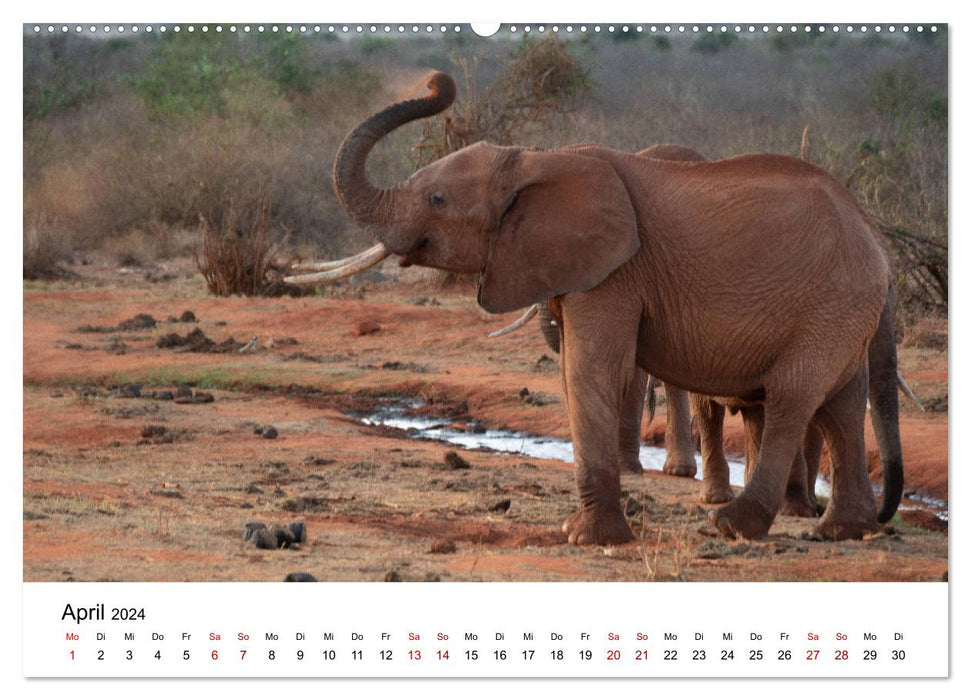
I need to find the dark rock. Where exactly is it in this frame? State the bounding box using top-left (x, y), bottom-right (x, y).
top-left (489, 499), bottom-right (512, 513)
top-left (117, 314), bottom-right (157, 331)
top-left (287, 521), bottom-right (307, 543)
top-left (429, 539), bottom-right (457, 554)
top-left (243, 522), bottom-right (267, 542)
top-left (443, 450), bottom-right (470, 470)
top-left (383, 570), bottom-right (402, 582)
top-left (261, 426), bottom-right (278, 440)
top-left (354, 321), bottom-right (381, 336)
top-left (174, 392), bottom-right (214, 404)
top-left (284, 572), bottom-right (317, 582)
top-left (141, 425), bottom-right (167, 439)
top-left (179, 311), bottom-right (197, 323)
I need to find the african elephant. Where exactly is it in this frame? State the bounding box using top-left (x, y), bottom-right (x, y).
top-left (503, 145), bottom-right (906, 521)
top-left (531, 144), bottom-right (705, 481)
top-left (289, 72), bottom-right (903, 544)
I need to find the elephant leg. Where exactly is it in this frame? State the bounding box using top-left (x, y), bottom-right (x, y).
top-left (780, 449), bottom-right (818, 518)
top-left (693, 395), bottom-right (734, 503)
top-left (802, 424), bottom-right (824, 514)
top-left (559, 307), bottom-right (638, 546)
top-left (740, 405), bottom-right (764, 484)
top-left (711, 394), bottom-right (815, 540)
top-left (811, 363), bottom-right (880, 540)
top-left (662, 385), bottom-right (697, 477)
top-left (618, 367), bottom-right (647, 474)
top-left (742, 406), bottom-right (817, 518)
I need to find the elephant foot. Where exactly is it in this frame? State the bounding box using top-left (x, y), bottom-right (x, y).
top-left (813, 511), bottom-right (880, 540)
top-left (663, 456), bottom-right (697, 478)
top-left (709, 495), bottom-right (775, 540)
top-left (562, 505), bottom-right (635, 546)
top-left (621, 459), bottom-right (645, 475)
top-left (699, 482), bottom-right (735, 504)
top-left (780, 494), bottom-right (819, 518)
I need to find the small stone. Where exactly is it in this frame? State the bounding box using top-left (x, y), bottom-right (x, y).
top-left (443, 450), bottom-right (470, 470)
top-left (354, 321), bottom-right (381, 336)
top-left (429, 539), bottom-right (457, 554)
top-left (179, 311), bottom-right (197, 323)
top-left (261, 426), bottom-right (279, 439)
top-left (243, 522), bottom-right (267, 542)
top-left (284, 572), bottom-right (317, 582)
top-left (141, 425), bottom-right (167, 439)
top-left (489, 499), bottom-right (512, 513)
top-left (174, 392), bottom-right (214, 404)
top-left (383, 570), bottom-right (402, 582)
top-left (287, 521), bottom-right (307, 543)
top-left (270, 524), bottom-right (296, 548)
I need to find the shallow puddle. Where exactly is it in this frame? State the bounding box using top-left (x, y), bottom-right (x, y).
top-left (356, 399), bottom-right (948, 521)
top-left (355, 399), bottom-right (826, 494)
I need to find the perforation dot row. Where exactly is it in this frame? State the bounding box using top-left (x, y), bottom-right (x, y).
top-left (30, 24), bottom-right (940, 35)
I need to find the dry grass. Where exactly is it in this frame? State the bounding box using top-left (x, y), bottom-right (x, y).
top-left (414, 35), bottom-right (591, 164)
top-left (23, 31), bottom-right (947, 315)
top-left (23, 216), bottom-right (73, 279)
top-left (194, 193), bottom-right (291, 297)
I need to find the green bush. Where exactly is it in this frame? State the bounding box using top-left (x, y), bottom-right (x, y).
top-left (868, 66), bottom-right (947, 126)
top-left (255, 32), bottom-right (318, 93)
top-left (652, 35), bottom-right (672, 50)
top-left (23, 37), bottom-right (101, 120)
top-left (692, 33), bottom-right (738, 54)
top-left (130, 32), bottom-right (243, 117)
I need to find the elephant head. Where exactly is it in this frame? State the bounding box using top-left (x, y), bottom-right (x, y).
top-left (293, 72), bottom-right (641, 314)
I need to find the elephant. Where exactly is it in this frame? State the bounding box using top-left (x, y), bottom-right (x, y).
top-left (287, 72), bottom-right (903, 545)
top-left (508, 145), bottom-right (904, 519)
top-left (530, 144), bottom-right (705, 482)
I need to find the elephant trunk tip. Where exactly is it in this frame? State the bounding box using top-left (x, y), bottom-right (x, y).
top-left (425, 72), bottom-right (457, 107)
top-left (876, 457), bottom-right (904, 524)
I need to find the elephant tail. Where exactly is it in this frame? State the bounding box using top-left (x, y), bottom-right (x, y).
top-left (868, 287), bottom-right (904, 523)
top-left (645, 375), bottom-right (660, 427)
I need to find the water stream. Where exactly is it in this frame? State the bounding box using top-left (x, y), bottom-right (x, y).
top-left (356, 400), bottom-right (835, 495)
top-left (355, 401), bottom-right (948, 520)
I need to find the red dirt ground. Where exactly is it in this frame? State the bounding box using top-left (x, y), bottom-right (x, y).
top-left (22, 261), bottom-right (948, 582)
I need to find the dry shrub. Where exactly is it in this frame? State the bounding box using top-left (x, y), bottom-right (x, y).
top-left (414, 35), bottom-right (591, 164)
top-left (23, 216), bottom-right (73, 279)
top-left (194, 193), bottom-right (293, 297)
top-left (901, 315), bottom-right (948, 351)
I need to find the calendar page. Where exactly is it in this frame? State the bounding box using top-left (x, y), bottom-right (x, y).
top-left (19, 2), bottom-right (953, 691)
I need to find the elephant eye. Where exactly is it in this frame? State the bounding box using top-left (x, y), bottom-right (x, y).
top-left (428, 193), bottom-right (446, 208)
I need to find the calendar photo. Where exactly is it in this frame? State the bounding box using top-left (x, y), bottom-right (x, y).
top-left (22, 21), bottom-right (947, 584)
top-left (20, 18), bottom-right (951, 680)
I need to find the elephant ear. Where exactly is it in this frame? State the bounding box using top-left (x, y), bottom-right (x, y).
top-left (477, 150), bottom-right (640, 314)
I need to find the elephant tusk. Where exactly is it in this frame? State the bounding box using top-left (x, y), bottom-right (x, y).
top-left (897, 371), bottom-right (925, 412)
top-left (284, 243), bottom-right (391, 285)
top-left (290, 243), bottom-right (390, 272)
top-left (487, 303), bottom-right (540, 338)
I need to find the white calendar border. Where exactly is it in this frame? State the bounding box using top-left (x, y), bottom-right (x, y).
top-left (8, 0), bottom-right (963, 695)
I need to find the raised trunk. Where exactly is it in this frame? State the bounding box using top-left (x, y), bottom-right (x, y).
top-left (332, 72), bottom-right (456, 228)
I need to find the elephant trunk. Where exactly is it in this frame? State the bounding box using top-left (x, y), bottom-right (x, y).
top-left (332, 72), bottom-right (457, 229)
top-left (868, 287), bottom-right (904, 523)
